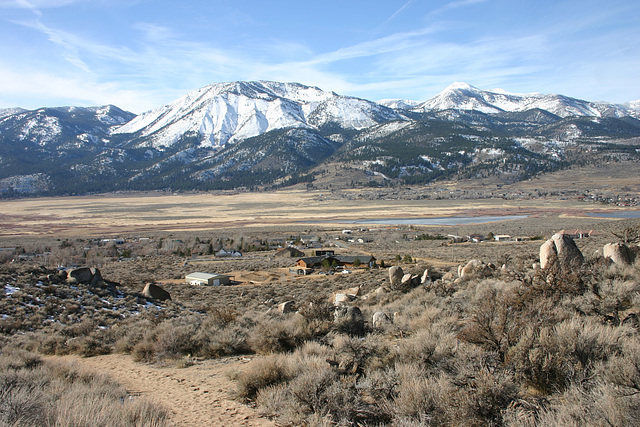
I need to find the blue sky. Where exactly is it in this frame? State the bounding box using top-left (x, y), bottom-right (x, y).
top-left (1, 0), bottom-right (638, 113)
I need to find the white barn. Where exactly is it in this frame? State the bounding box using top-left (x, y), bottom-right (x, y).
top-left (185, 272), bottom-right (232, 286)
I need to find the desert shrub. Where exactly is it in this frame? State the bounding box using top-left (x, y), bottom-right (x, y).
top-left (512, 381), bottom-right (640, 427)
top-left (235, 354), bottom-right (292, 402)
top-left (329, 334), bottom-right (373, 376)
top-left (112, 318), bottom-right (157, 354)
top-left (455, 369), bottom-right (518, 426)
top-left (458, 280), bottom-right (526, 361)
top-left (64, 333), bottom-right (111, 357)
top-left (601, 338), bottom-right (640, 394)
top-left (0, 350), bottom-right (171, 426)
top-left (508, 318), bottom-right (628, 394)
top-left (392, 364), bottom-right (453, 425)
top-left (152, 315), bottom-right (202, 360)
top-left (131, 339), bottom-right (156, 363)
top-left (393, 327), bottom-right (458, 371)
top-left (248, 313), bottom-right (316, 354)
top-left (196, 324), bottom-right (251, 358)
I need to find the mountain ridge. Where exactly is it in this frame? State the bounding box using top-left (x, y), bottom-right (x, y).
top-left (1, 80), bottom-right (639, 196)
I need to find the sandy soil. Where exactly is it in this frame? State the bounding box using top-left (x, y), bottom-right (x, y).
top-left (53, 354), bottom-right (275, 427)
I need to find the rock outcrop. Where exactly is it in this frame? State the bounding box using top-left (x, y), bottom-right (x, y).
top-left (142, 283), bottom-right (171, 301)
top-left (372, 311), bottom-right (392, 328)
top-left (540, 233), bottom-right (584, 269)
top-left (389, 266), bottom-right (404, 288)
top-left (603, 242), bottom-right (634, 266)
top-left (66, 267), bottom-right (104, 287)
top-left (459, 259), bottom-right (494, 280)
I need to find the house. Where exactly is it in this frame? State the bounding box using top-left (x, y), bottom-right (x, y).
top-left (558, 229), bottom-right (598, 239)
top-left (295, 255), bottom-right (376, 270)
top-left (296, 256), bottom-right (329, 269)
top-left (185, 272), bottom-right (233, 286)
top-left (314, 250), bottom-right (335, 256)
top-left (494, 235), bottom-right (512, 242)
top-left (216, 249), bottom-right (242, 257)
top-left (467, 234), bottom-right (485, 243)
top-left (274, 247), bottom-right (305, 258)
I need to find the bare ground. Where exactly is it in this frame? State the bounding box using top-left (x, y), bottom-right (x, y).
top-left (52, 354), bottom-right (275, 427)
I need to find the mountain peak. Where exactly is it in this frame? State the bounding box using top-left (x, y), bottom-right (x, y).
top-left (444, 82), bottom-right (479, 92)
top-left (113, 80), bottom-right (401, 149)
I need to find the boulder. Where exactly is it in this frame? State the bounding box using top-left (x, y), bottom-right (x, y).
top-left (332, 286), bottom-right (361, 305)
top-left (442, 272), bottom-right (455, 281)
top-left (66, 267), bottom-right (94, 284)
top-left (540, 233), bottom-right (584, 269)
top-left (420, 269), bottom-right (431, 285)
top-left (372, 311), bottom-right (392, 328)
top-left (388, 266), bottom-right (404, 287)
top-left (89, 268), bottom-right (104, 287)
top-left (142, 283), bottom-right (171, 301)
top-left (278, 300), bottom-right (296, 314)
top-left (334, 293), bottom-right (356, 306)
top-left (459, 259), bottom-right (494, 280)
top-left (334, 306), bottom-right (364, 334)
top-left (603, 243), bottom-right (633, 266)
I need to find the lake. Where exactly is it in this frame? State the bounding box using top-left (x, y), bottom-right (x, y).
top-left (587, 210), bottom-right (640, 219)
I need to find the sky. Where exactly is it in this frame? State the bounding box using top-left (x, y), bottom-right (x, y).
top-left (0, 0), bottom-right (638, 114)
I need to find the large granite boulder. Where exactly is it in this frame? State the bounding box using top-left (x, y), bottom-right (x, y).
top-left (142, 283), bottom-right (171, 301)
top-left (389, 266), bottom-right (404, 287)
top-left (66, 267), bottom-right (104, 286)
top-left (603, 242), bottom-right (634, 266)
top-left (540, 233), bottom-right (584, 269)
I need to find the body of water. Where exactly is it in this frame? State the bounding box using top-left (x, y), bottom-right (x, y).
top-left (586, 210), bottom-right (640, 219)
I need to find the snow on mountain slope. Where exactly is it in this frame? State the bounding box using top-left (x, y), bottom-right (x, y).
top-left (377, 99), bottom-right (421, 110)
top-left (113, 81), bottom-right (401, 149)
top-left (416, 82), bottom-right (632, 118)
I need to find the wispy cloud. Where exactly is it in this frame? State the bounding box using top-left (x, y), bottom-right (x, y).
top-left (1, 1), bottom-right (637, 110)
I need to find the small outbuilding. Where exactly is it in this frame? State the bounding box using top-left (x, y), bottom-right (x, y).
top-left (185, 272), bottom-right (232, 286)
top-left (275, 247), bottom-right (305, 258)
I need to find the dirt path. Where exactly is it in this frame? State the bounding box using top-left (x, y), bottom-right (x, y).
top-left (53, 354), bottom-right (275, 427)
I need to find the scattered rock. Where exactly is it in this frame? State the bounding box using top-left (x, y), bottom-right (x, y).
top-left (142, 283), bottom-right (171, 301)
top-left (459, 259), bottom-right (494, 280)
top-left (278, 300), bottom-right (296, 314)
top-left (420, 269), bottom-right (431, 285)
top-left (334, 293), bottom-right (356, 306)
top-left (372, 311), bottom-right (392, 328)
top-left (442, 272), bottom-right (455, 281)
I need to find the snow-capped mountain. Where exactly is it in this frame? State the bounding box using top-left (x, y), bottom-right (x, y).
top-left (0, 105), bottom-right (134, 147)
top-left (114, 81), bottom-right (403, 149)
top-left (416, 82), bottom-right (635, 118)
top-left (377, 99), bottom-right (421, 110)
top-left (1, 80), bottom-right (640, 196)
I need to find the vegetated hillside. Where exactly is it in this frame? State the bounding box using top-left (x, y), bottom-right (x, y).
top-left (2, 223), bottom-right (640, 425)
top-left (1, 81), bottom-right (640, 196)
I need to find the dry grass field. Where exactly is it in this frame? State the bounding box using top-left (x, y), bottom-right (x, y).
top-left (0, 187), bottom-right (635, 238)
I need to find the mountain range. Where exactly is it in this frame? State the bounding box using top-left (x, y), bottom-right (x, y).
top-left (1, 81), bottom-right (639, 196)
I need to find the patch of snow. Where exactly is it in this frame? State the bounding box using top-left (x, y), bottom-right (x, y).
top-left (4, 285), bottom-right (19, 295)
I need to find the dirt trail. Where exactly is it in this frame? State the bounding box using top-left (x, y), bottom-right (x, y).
top-left (53, 354), bottom-right (275, 427)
